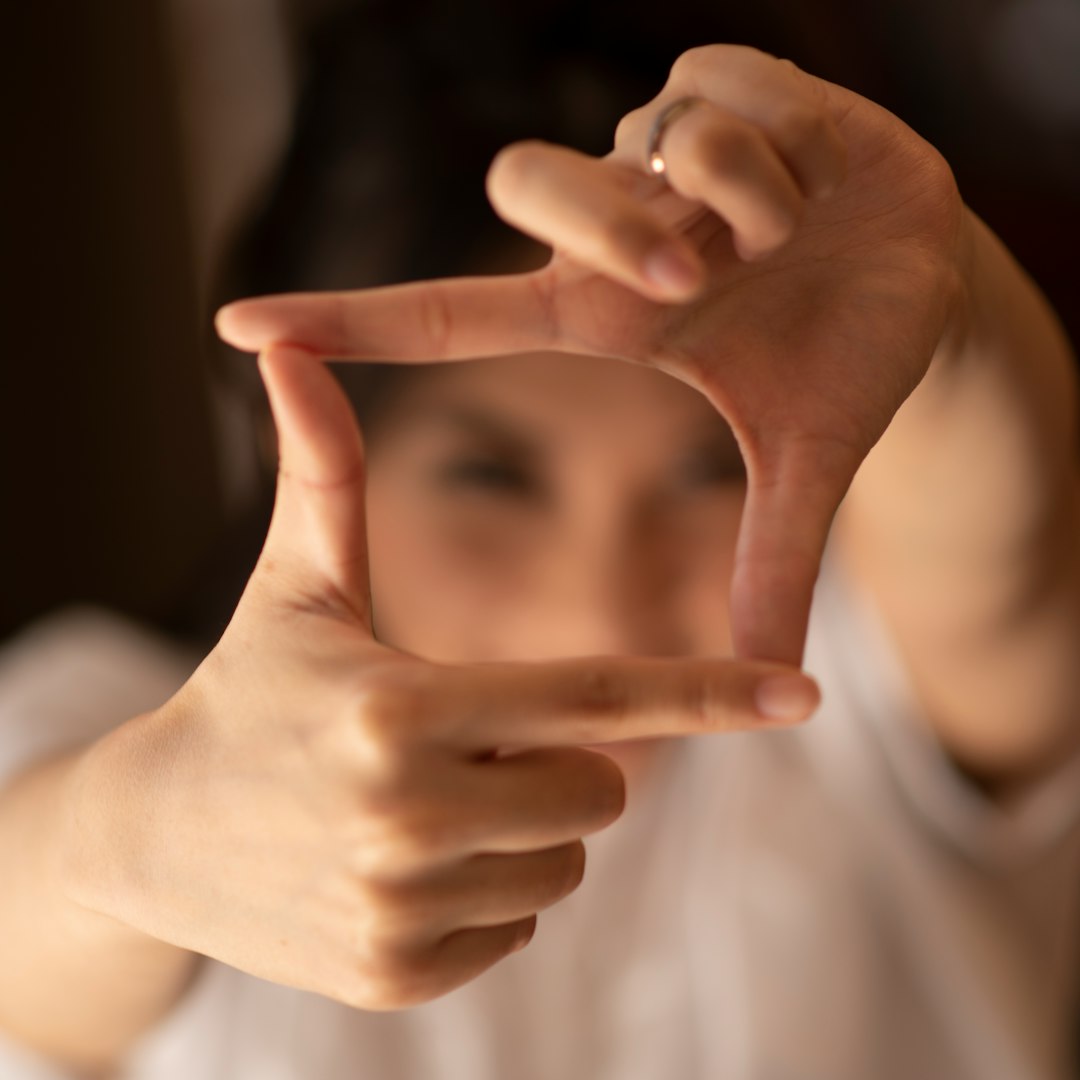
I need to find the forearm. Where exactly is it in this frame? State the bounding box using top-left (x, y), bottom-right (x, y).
top-left (836, 208), bottom-right (1080, 784)
top-left (0, 742), bottom-right (199, 1074)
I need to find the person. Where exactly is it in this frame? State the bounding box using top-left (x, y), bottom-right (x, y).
top-left (1, 42), bottom-right (1078, 1080)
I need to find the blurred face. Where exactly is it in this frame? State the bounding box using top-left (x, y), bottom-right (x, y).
top-left (365, 351), bottom-right (745, 665)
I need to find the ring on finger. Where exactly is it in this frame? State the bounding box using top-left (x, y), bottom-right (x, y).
top-left (645, 96), bottom-right (705, 177)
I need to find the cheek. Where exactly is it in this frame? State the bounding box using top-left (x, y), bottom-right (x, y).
top-left (365, 474), bottom-right (746, 662)
top-left (665, 489), bottom-right (744, 654)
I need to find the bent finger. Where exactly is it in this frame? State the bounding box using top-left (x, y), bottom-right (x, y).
top-left (458, 749), bottom-right (625, 852)
top-left (649, 101), bottom-right (807, 261)
top-left (616, 46), bottom-right (846, 199)
top-left (360, 917), bottom-right (536, 1009)
top-left (487, 140), bottom-right (704, 300)
top-left (366, 843), bottom-right (586, 946)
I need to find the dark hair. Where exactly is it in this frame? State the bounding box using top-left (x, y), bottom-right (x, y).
top-left (228, 1), bottom-right (792, 298)
top-left (219, 2), bottom-right (779, 428)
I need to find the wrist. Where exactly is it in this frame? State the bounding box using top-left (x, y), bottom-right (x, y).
top-left (55, 719), bottom-right (177, 952)
top-left (0, 733), bottom-right (197, 1072)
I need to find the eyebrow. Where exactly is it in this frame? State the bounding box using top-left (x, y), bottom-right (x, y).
top-left (401, 402), bottom-right (545, 461)
top-left (399, 398), bottom-right (742, 467)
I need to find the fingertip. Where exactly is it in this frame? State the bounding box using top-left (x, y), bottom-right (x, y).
top-left (731, 201), bottom-right (803, 263)
top-left (259, 345), bottom-right (362, 483)
top-left (754, 671), bottom-right (821, 724)
top-left (733, 230), bottom-right (792, 264)
top-left (733, 236), bottom-right (777, 264)
top-left (642, 243), bottom-right (706, 301)
top-left (511, 914), bottom-right (538, 953)
top-left (217, 298), bottom-right (315, 354)
top-left (214, 300), bottom-right (260, 351)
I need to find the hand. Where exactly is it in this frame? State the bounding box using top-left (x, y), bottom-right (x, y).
top-left (216, 45), bottom-right (968, 665)
top-left (61, 345), bottom-right (817, 1010)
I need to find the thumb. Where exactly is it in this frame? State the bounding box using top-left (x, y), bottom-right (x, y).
top-left (257, 344), bottom-right (372, 628)
top-left (729, 438), bottom-right (859, 665)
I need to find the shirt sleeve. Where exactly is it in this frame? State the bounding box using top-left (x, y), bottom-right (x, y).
top-left (0, 607), bottom-right (197, 791)
top-left (0, 1029), bottom-right (78, 1080)
top-left (806, 551), bottom-right (1080, 871)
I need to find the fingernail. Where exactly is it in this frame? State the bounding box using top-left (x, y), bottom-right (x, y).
top-left (644, 245), bottom-right (702, 298)
top-left (512, 918), bottom-right (537, 953)
top-left (755, 674), bottom-right (820, 723)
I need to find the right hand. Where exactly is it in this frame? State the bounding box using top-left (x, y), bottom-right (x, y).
top-left (217, 46), bottom-right (965, 668)
top-left (59, 346), bottom-right (818, 1010)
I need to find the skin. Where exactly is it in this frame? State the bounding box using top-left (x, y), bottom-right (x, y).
top-left (1, 43), bottom-right (1077, 1075)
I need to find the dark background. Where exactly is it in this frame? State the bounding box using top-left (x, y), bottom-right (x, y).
top-left (4, 0), bottom-right (1078, 646)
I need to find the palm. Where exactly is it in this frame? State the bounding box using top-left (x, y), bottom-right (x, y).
top-left (541, 87), bottom-right (961, 479)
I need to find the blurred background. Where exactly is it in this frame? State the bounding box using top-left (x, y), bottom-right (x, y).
top-left (3, 0), bottom-right (1079, 648)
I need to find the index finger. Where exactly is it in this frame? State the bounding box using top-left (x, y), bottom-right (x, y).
top-left (379, 656), bottom-right (819, 751)
top-left (215, 273), bottom-right (559, 361)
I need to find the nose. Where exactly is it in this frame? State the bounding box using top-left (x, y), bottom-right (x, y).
top-left (527, 504), bottom-right (698, 659)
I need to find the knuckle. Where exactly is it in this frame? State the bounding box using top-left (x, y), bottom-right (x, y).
top-left (571, 665), bottom-right (630, 722)
top-left (333, 971), bottom-right (379, 1011)
top-left (355, 877), bottom-right (433, 944)
top-left (376, 949), bottom-right (450, 1009)
top-left (679, 672), bottom-right (720, 731)
top-left (614, 106), bottom-right (648, 149)
top-left (397, 810), bottom-right (461, 867)
top-left (417, 282), bottom-right (454, 357)
top-left (337, 957), bottom-right (432, 1012)
top-left (680, 695), bottom-right (721, 736)
top-left (773, 104), bottom-right (827, 151)
top-left (670, 44), bottom-right (723, 80)
top-left (693, 123), bottom-right (763, 179)
top-left (343, 774), bottom-right (441, 879)
top-left (351, 665), bottom-right (433, 761)
top-left (596, 213), bottom-right (664, 264)
top-left (353, 808), bottom-right (454, 878)
top-left (355, 667), bottom-right (417, 730)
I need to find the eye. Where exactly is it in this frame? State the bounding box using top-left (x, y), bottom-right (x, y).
top-left (436, 457), bottom-right (538, 496)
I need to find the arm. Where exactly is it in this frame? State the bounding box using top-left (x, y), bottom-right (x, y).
top-left (0, 347), bottom-right (813, 1073)
top-left (0, 748), bottom-right (200, 1074)
top-left (836, 211), bottom-right (1080, 791)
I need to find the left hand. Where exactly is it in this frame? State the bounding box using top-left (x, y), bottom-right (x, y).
top-left (216, 44), bottom-right (969, 665)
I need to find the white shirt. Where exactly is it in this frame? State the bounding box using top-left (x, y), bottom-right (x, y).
top-left (1, 561), bottom-right (1078, 1080)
